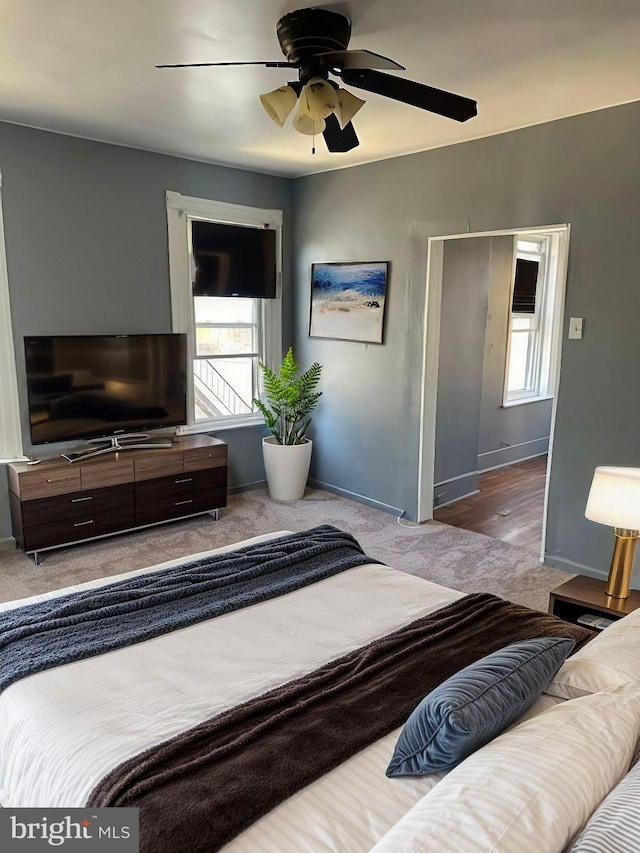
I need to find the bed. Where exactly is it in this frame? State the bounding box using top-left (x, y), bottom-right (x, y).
top-left (2, 525), bottom-right (640, 852)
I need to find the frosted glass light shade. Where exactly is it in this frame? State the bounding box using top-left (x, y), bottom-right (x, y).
top-left (292, 109), bottom-right (326, 135)
top-left (335, 87), bottom-right (366, 128)
top-left (259, 85), bottom-right (298, 127)
top-left (585, 467), bottom-right (640, 530)
top-left (292, 84), bottom-right (326, 136)
top-left (304, 77), bottom-right (337, 119)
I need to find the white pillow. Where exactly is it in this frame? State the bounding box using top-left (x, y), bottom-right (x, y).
top-left (372, 683), bottom-right (640, 853)
top-left (545, 606), bottom-right (640, 700)
top-left (569, 758), bottom-right (640, 851)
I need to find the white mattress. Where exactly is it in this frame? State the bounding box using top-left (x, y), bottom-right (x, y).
top-left (0, 531), bottom-right (564, 851)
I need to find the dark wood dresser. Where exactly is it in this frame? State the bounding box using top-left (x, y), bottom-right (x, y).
top-left (8, 435), bottom-right (227, 563)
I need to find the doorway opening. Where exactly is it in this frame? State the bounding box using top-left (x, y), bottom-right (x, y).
top-left (433, 455), bottom-right (548, 552)
top-left (418, 225), bottom-right (571, 559)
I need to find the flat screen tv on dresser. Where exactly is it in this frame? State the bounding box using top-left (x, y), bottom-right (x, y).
top-left (24, 333), bottom-right (187, 449)
top-left (11, 333), bottom-right (228, 564)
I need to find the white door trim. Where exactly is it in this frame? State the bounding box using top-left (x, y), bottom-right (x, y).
top-left (0, 169), bottom-right (24, 460)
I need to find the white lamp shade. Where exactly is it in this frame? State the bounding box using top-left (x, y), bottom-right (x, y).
top-left (335, 87), bottom-right (366, 128)
top-left (585, 466), bottom-right (640, 529)
top-left (259, 85), bottom-right (298, 127)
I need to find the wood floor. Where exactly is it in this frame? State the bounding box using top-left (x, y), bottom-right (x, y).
top-left (433, 455), bottom-right (547, 553)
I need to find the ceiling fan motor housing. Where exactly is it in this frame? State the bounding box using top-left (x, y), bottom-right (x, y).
top-left (276, 8), bottom-right (351, 66)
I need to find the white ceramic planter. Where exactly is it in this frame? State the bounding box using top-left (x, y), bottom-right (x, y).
top-left (262, 436), bottom-right (312, 501)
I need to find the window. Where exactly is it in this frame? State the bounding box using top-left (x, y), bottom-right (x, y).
top-left (166, 192), bottom-right (282, 431)
top-left (192, 296), bottom-right (258, 421)
top-left (0, 172), bottom-right (23, 460)
top-left (503, 233), bottom-right (562, 406)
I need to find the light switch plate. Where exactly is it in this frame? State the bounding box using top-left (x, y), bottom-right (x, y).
top-left (568, 317), bottom-right (583, 340)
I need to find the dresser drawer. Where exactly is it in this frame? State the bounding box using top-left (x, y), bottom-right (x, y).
top-left (81, 458), bottom-right (135, 490)
top-left (21, 484), bottom-right (135, 527)
top-left (183, 444), bottom-right (227, 472)
top-left (14, 466), bottom-right (82, 501)
top-left (134, 454), bottom-right (184, 481)
top-left (23, 506), bottom-right (136, 551)
top-left (135, 488), bottom-right (226, 527)
top-left (135, 467), bottom-right (226, 503)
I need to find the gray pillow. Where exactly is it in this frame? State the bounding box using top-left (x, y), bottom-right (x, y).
top-left (386, 636), bottom-right (575, 777)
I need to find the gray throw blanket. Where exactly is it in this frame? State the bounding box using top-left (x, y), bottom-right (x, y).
top-left (0, 525), bottom-right (377, 693)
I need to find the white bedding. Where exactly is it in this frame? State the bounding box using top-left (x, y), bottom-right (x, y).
top-left (0, 531), bottom-right (563, 852)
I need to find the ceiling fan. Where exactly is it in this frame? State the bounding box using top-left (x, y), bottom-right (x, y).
top-left (157, 7), bottom-right (477, 154)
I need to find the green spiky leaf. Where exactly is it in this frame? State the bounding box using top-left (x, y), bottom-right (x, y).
top-left (253, 347), bottom-right (322, 445)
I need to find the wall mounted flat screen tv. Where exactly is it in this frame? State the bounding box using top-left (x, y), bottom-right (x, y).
top-left (24, 334), bottom-right (187, 445)
top-left (191, 220), bottom-right (277, 298)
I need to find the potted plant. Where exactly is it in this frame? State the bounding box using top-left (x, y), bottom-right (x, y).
top-left (253, 347), bottom-right (322, 501)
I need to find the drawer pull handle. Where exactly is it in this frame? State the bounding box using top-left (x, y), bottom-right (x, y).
top-left (174, 499), bottom-right (193, 506)
top-left (174, 478), bottom-right (193, 484)
top-left (71, 496), bottom-right (93, 503)
top-left (73, 520), bottom-right (95, 527)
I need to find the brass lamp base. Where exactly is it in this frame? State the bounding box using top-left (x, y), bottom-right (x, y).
top-left (605, 528), bottom-right (639, 599)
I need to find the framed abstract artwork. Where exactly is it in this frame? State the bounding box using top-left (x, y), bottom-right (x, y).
top-left (309, 261), bottom-right (389, 343)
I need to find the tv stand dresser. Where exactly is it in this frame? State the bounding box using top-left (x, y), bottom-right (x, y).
top-left (8, 435), bottom-right (227, 564)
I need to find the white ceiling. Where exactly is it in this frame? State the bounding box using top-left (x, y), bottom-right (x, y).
top-left (1, 0), bottom-right (639, 178)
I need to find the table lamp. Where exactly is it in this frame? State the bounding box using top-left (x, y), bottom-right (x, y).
top-left (585, 466), bottom-right (640, 599)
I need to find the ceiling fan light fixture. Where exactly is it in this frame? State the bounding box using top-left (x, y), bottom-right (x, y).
top-left (292, 106), bottom-right (326, 136)
top-left (159, 7), bottom-right (478, 155)
top-left (303, 77), bottom-right (337, 119)
top-left (259, 84), bottom-right (298, 127)
top-left (334, 87), bottom-right (366, 129)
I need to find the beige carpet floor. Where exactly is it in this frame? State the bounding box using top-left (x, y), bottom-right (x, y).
top-left (0, 487), bottom-right (573, 611)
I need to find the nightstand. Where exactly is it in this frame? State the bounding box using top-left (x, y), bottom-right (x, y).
top-left (549, 575), bottom-right (640, 629)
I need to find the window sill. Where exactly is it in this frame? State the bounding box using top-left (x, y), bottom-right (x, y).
top-left (178, 415), bottom-right (265, 435)
top-left (501, 395), bottom-right (554, 409)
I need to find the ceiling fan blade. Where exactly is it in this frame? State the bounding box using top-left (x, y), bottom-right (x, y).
top-left (322, 113), bottom-right (359, 152)
top-left (316, 49), bottom-right (405, 71)
top-left (156, 61), bottom-right (291, 69)
top-left (339, 69), bottom-right (477, 122)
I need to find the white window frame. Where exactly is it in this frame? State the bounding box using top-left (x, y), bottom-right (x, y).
top-left (0, 170), bottom-right (24, 461)
top-left (503, 233), bottom-right (562, 407)
top-left (166, 191), bottom-right (282, 432)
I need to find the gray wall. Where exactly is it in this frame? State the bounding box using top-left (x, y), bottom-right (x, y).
top-left (0, 122), bottom-right (293, 540)
top-left (433, 237), bottom-right (490, 506)
top-left (478, 235), bottom-right (552, 471)
top-left (293, 100), bottom-right (640, 583)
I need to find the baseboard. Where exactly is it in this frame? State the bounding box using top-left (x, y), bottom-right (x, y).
top-left (307, 479), bottom-right (403, 517)
top-left (434, 489), bottom-right (480, 509)
top-left (0, 536), bottom-right (15, 551)
top-left (478, 437), bottom-right (549, 472)
top-left (228, 480), bottom-right (267, 494)
top-left (433, 471), bottom-right (479, 508)
top-left (543, 553), bottom-right (608, 582)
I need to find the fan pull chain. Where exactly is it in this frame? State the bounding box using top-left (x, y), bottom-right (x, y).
top-left (312, 130), bottom-right (316, 155)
